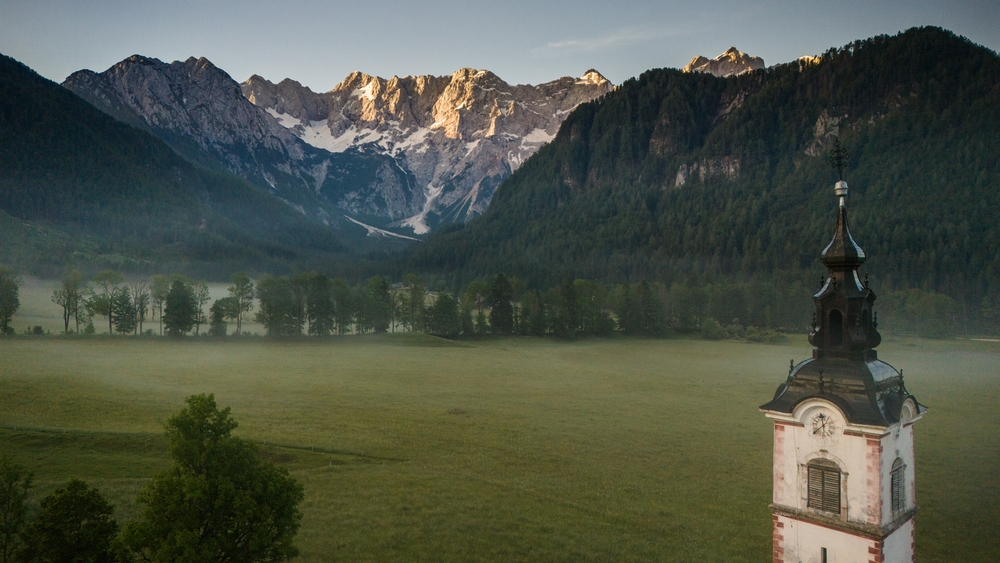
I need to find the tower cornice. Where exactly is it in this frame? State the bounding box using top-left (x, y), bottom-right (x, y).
top-left (770, 504), bottom-right (918, 541)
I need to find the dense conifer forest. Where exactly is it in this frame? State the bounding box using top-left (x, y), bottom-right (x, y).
top-left (410, 28), bottom-right (1000, 315)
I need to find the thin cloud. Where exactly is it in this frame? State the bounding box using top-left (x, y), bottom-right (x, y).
top-left (536, 25), bottom-right (699, 56)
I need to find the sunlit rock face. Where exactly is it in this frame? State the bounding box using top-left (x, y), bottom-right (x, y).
top-left (63, 56), bottom-right (423, 230)
top-left (242, 68), bottom-right (613, 233)
top-left (682, 47), bottom-right (764, 77)
top-left (64, 55), bottom-right (611, 235)
top-left (65, 56), bottom-right (305, 177)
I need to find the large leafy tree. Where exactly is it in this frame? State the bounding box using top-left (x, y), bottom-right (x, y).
top-left (427, 293), bottom-right (461, 337)
top-left (191, 281), bottom-right (210, 335)
top-left (227, 272), bottom-right (255, 336)
top-left (255, 275), bottom-right (295, 336)
top-left (51, 270), bottom-right (86, 333)
top-left (149, 275), bottom-right (170, 336)
top-left (91, 270), bottom-right (124, 335)
top-left (120, 394), bottom-right (303, 563)
top-left (162, 280), bottom-right (197, 337)
top-left (331, 278), bottom-right (353, 335)
top-left (0, 458), bottom-right (32, 563)
top-left (400, 274), bottom-right (426, 332)
top-left (306, 273), bottom-right (334, 336)
top-left (488, 273), bottom-right (514, 335)
top-left (208, 298), bottom-right (231, 337)
top-left (365, 276), bottom-right (392, 334)
top-left (289, 273), bottom-right (311, 336)
top-left (20, 479), bottom-right (118, 563)
top-left (0, 269), bottom-right (20, 335)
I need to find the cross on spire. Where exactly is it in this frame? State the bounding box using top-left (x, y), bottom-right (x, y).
top-left (828, 138), bottom-right (850, 181)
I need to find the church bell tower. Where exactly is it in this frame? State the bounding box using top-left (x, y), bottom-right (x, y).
top-left (760, 164), bottom-right (925, 563)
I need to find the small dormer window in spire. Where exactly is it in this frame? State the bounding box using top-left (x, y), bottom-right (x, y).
top-left (829, 310), bottom-right (844, 347)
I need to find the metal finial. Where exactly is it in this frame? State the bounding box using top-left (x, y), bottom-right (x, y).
top-left (789, 359), bottom-right (794, 374)
top-left (864, 273), bottom-right (870, 288)
top-left (873, 311), bottom-right (879, 330)
top-left (818, 370), bottom-right (825, 393)
top-left (819, 276), bottom-right (824, 289)
top-left (828, 138), bottom-right (849, 181)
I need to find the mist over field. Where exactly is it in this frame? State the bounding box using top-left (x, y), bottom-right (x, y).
top-left (1, 329), bottom-right (998, 561)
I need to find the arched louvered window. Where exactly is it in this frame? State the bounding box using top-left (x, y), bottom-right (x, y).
top-left (891, 458), bottom-right (906, 514)
top-left (807, 459), bottom-right (841, 514)
top-left (829, 310), bottom-right (844, 347)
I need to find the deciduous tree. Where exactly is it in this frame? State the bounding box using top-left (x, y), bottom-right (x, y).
top-left (208, 298), bottom-right (231, 337)
top-left (150, 275), bottom-right (170, 336)
top-left (255, 275), bottom-right (295, 336)
top-left (428, 293), bottom-right (461, 337)
top-left (331, 278), bottom-right (353, 335)
top-left (401, 274), bottom-right (426, 332)
top-left (306, 274), bottom-right (334, 336)
top-left (119, 394), bottom-right (303, 563)
top-left (488, 273), bottom-right (514, 335)
top-left (20, 479), bottom-right (118, 563)
top-left (51, 270), bottom-right (86, 333)
top-left (0, 458), bottom-right (32, 563)
top-left (228, 272), bottom-right (255, 336)
top-left (191, 281), bottom-right (210, 335)
top-left (366, 276), bottom-right (392, 334)
top-left (0, 268), bottom-right (20, 335)
top-left (91, 270), bottom-right (124, 335)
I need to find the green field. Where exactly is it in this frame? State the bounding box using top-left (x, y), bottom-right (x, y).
top-left (0, 334), bottom-right (997, 562)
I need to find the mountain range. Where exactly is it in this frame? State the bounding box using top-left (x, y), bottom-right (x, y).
top-left (410, 27), bottom-right (1000, 301)
top-left (2, 27), bottom-right (997, 304)
top-left (63, 59), bottom-right (611, 237)
top-left (0, 53), bottom-right (353, 278)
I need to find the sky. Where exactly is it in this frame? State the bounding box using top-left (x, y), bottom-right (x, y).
top-left (1, 0), bottom-right (997, 91)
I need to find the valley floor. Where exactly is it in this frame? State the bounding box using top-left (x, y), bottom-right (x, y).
top-left (0, 336), bottom-right (997, 562)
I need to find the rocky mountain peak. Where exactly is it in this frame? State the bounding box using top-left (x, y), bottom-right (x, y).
top-left (67, 55), bottom-right (613, 237)
top-left (240, 65), bottom-right (612, 232)
top-left (577, 69), bottom-right (610, 86)
top-left (682, 47), bottom-right (764, 77)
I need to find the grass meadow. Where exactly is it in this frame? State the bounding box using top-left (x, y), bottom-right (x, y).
top-left (0, 332), bottom-right (997, 562)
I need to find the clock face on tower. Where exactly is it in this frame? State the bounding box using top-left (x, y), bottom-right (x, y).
top-left (809, 411), bottom-right (841, 444)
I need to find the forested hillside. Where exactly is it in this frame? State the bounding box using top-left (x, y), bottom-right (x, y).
top-left (0, 53), bottom-right (349, 278)
top-left (410, 28), bottom-right (1000, 307)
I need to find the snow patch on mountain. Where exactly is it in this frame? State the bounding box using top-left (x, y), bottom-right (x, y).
top-left (345, 215), bottom-right (420, 240)
top-left (243, 67), bottom-right (613, 232)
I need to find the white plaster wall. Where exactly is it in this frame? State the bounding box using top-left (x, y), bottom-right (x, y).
top-left (772, 399), bottom-right (884, 524)
top-left (777, 515), bottom-right (873, 563)
top-left (879, 423), bottom-right (916, 526)
top-left (883, 518), bottom-right (914, 563)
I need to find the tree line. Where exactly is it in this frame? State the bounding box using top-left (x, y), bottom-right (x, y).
top-left (1, 266), bottom-right (984, 340)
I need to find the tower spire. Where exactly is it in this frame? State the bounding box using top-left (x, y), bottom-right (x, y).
top-left (808, 147), bottom-right (880, 359)
top-left (761, 147), bottom-right (925, 563)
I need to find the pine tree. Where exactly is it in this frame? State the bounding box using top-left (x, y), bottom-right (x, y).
top-left (163, 280), bottom-right (197, 337)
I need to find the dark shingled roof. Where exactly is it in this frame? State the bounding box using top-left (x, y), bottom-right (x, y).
top-left (760, 357), bottom-right (925, 427)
